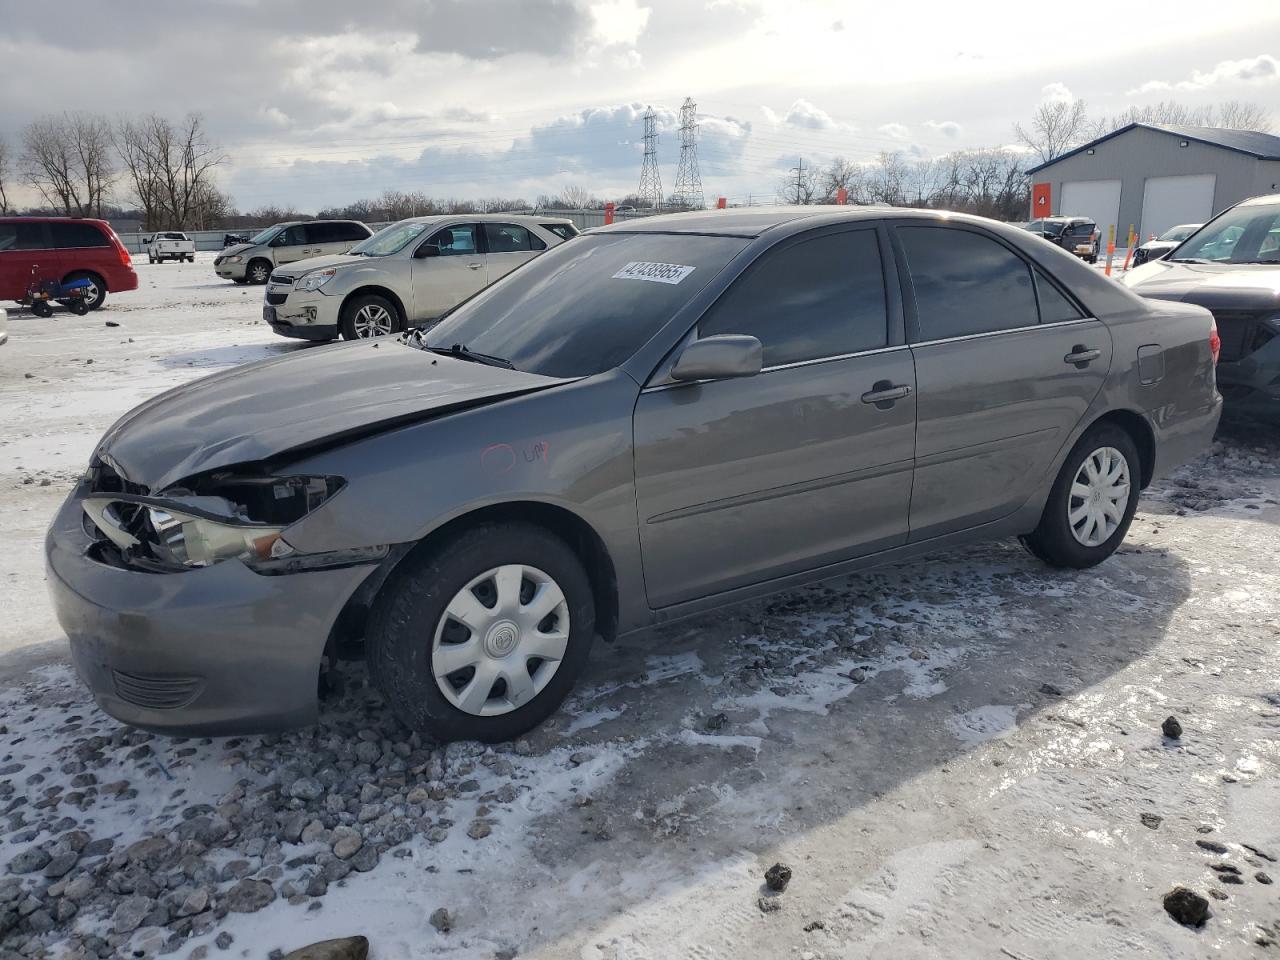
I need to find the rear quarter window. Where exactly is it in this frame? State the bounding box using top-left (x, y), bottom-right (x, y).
top-left (541, 223), bottom-right (579, 241)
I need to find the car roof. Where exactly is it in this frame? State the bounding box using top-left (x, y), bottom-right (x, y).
top-left (400, 213), bottom-right (573, 226)
top-left (0, 216), bottom-right (109, 224)
top-left (1238, 192), bottom-right (1280, 208)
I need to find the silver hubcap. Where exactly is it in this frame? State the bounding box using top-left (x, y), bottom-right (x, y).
top-left (353, 304), bottom-right (393, 338)
top-left (82, 280), bottom-right (99, 304)
top-left (432, 564), bottom-right (570, 717)
top-left (1069, 446), bottom-right (1131, 547)
top-left (250, 264), bottom-right (268, 282)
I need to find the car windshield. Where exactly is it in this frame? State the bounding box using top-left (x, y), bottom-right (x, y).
top-left (248, 226), bottom-right (280, 245)
top-left (1170, 202), bottom-right (1280, 264)
top-left (349, 221), bottom-right (431, 257)
top-left (1039, 221), bottom-right (1066, 236)
top-left (1065, 222), bottom-right (1095, 237)
top-left (421, 232), bottom-right (748, 377)
top-left (1159, 225), bottom-right (1197, 242)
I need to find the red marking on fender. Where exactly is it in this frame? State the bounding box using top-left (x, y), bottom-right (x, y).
top-left (481, 443), bottom-right (516, 474)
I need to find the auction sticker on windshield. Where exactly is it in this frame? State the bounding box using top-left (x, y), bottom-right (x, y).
top-left (612, 261), bottom-right (696, 284)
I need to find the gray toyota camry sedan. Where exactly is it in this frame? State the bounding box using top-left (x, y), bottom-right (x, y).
top-left (47, 207), bottom-right (1222, 742)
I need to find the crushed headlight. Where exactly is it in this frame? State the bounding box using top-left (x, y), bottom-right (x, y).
top-left (80, 473), bottom-right (385, 574)
top-left (297, 268), bottom-right (338, 292)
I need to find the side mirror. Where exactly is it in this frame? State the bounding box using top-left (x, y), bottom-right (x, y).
top-left (414, 244), bottom-right (440, 259)
top-left (142, 237), bottom-right (151, 244)
top-left (670, 334), bottom-right (763, 382)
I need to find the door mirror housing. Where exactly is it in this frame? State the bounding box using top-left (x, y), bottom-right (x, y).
top-left (414, 244), bottom-right (440, 259)
top-left (670, 334), bottom-right (763, 382)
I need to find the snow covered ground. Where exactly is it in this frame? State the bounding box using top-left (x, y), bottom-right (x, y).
top-left (1, 258), bottom-right (1279, 959)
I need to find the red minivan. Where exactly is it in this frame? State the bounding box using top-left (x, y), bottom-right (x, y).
top-left (0, 217), bottom-right (138, 311)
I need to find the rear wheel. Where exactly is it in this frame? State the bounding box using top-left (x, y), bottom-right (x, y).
top-left (340, 293), bottom-right (402, 340)
top-left (64, 272), bottom-right (106, 311)
top-left (366, 523), bottom-right (596, 742)
top-left (1021, 423), bottom-right (1140, 569)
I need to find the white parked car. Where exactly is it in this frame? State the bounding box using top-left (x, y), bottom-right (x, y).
top-left (144, 232), bottom-right (196, 263)
top-left (215, 220), bottom-right (374, 285)
top-left (263, 214), bottom-right (578, 341)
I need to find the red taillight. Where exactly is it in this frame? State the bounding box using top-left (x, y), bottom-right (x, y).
top-left (1209, 317), bottom-right (1221, 365)
top-left (106, 227), bottom-right (132, 267)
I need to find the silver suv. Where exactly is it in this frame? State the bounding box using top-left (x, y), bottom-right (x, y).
top-left (214, 220), bottom-right (373, 285)
top-left (262, 214), bottom-right (578, 340)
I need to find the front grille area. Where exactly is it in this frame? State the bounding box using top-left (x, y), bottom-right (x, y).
top-left (266, 292), bottom-right (288, 305)
top-left (112, 670), bottom-right (204, 710)
top-left (269, 274), bottom-right (293, 285)
top-left (1212, 310), bottom-right (1274, 363)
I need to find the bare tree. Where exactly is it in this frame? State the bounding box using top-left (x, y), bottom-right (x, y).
top-left (1014, 98), bottom-right (1091, 164)
top-left (816, 156), bottom-right (865, 204)
top-left (0, 136), bottom-right (12, 214)
top-left (776, 160), bottom-right (818, 205)
top-left (114, 114), bottom-right (225, 230)
top-left (22, 112), bottom-right (115, 216)
top-left (865, 151), bottom-right (910, 205)
top-left (1213, 100), bottom-right (1272, 132)
top-left (1094, 99), bottom-right (1273, 136)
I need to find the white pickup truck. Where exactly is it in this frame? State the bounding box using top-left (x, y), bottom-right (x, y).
top-left (145, 232), bottom-right (196, 263)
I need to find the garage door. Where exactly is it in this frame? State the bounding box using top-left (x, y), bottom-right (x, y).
top-left (1141, 174), bottom-right (1216, 240)
top-left (1060, 180), bottom-right (1122, 242)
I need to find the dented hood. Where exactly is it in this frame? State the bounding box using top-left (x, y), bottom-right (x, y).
top-left (96, 341), bottom-right (571, 490)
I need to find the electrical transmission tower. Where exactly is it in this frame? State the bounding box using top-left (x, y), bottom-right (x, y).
top-left (672, 97), bottom-right (704, 209)
top-left (637, 106), bottom-right (664, 211)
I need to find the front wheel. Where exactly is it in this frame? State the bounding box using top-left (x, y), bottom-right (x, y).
top-left (340, 294), bottom-right (402, 340)
top-left (1021, 423), bottom-right (1140, 569)
top-left (246, 260), bottom-right (272, 284)
top-left (366, 523), bottom-right (596, 742)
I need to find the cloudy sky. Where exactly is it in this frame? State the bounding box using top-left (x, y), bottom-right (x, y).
top-left (2, 0), bottom-right (1277, 211)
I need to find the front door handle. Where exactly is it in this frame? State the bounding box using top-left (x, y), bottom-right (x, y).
top-left (861, 381), bottom-right (912, 407)
top-left (1064, 345), bottom-right (1102, 366)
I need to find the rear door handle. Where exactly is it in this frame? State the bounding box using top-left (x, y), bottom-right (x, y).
top-left (1064, 346), bottom-right (1101, 365)
top-left (861, 382), bottom-right (911, 406)
top-left (468, 263), bottom-right (483, 270)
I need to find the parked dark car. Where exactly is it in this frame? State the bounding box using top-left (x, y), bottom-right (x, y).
top-left (1124, 193), bottom-right (1280, 413)
top-left (1025, 216), bottom-right (1100, 263)
top-left (0, 217), bottom-right (137, 311)
top-left (48, 207), bottom-right (1221, 742)
top-left (1132, 223), bottom-right (1202, 267)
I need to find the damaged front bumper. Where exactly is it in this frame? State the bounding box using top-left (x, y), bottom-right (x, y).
top-left (46, 479), bottom-right (378, 735)
top-left (265, 285), bottom-right (341, 341)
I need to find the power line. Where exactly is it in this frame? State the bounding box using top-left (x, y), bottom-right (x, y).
top-left (637, 106), bottom-right (663, 210)
top-left (671, 97), bottom-right (704, 209)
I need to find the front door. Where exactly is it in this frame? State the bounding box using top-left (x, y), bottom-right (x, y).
top-left (410, 223), bottom-right (486, 321)
top-left (271, 224), bottom-right (311, 265)
top-left (633, 227), bottom-right (916, 608)
top-left (482, 222), bottom-right (543, 283)
top-left (894, 223), bottom-right (1113, 541)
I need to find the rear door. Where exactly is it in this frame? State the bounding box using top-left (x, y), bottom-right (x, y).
top-left (0, 222), bottom-right (53, 301)
top-left (409, 223), bottom-right (486, 321)
top-left (632, 226), bottom-right (916, 607)
top-left (482, 222), bottom-right (545, 282)
top-left (894, 223), bottom-right (1112, 541)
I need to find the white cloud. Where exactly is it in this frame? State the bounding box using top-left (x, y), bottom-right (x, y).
top-left (1128, 53), bottom-right (1279, 94)
top-left (782, 98), bottom-right (837, 130)
top-left (924, 119), bottom-right (962, 138)
top-left (878, 122), bottom-right (910, 139)
top-left (1039, 82), bottom-right (1075, 105)
top-left (589, 0), bottom-right (651, 47)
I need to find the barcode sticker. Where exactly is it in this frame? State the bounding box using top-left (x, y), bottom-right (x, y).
top-left (612, 261), bottom-right (696, 285)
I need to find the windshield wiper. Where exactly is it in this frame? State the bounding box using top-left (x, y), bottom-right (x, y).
top-left (1166, 257), bottom-right (1211, 264)
top-left (408, 333), bottom-right (516, 370)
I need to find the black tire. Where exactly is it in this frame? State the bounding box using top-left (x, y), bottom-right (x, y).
top-left (246, 259), bottom-right (272, 285)
top-left (339, 293), bottom-right (402, 340)
top-left (68, 299), bottom-right (89, 316)
top-left (31, 300), bottom-right (52, 318)
top-left (366, 522), bottom-right (596, 743)
top-left (64, 272), bottom-right (106, 311)
top-left (233, 277), bottom-right (249, 285)
top-left (1021, 423), bottom-right (1141, 569)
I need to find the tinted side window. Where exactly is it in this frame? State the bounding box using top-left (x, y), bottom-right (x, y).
top-left (899, 227), bottom-right (1038, 340)
top-left (699, 229), bottom-right (888, 367)
top-left (483, 223), bottom-right (536, 253)
top-left (1035, 269), bottom-right (1084, 324)
top-left (541, 223), bottom-right (579, 241)
top-left (426, 225), bottom-right (478, 256)
top-left (339, 222), bottom-right (371, 242)
top-left (305, 223), bottom-right (338, 244)
top-left (50, 222), bottom-right (110, 249)
top-left (0, 223), bottom-right (48, 251)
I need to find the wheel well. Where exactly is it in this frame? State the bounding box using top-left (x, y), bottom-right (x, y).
top-left (329, 501), bottom-right (619, 660)
top-left (1089, 409), bottom-right (1156, 488)
top-left (62, 269), bottom-right (105, 291)
top-left (343, 286), bottom-right (407, 326)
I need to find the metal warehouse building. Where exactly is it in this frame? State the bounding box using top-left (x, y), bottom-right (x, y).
top-left (1027, 123), bottom-right (1280, 243)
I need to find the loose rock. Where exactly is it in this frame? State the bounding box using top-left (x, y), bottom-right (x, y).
top-left (429, 907), bottom-right (453, 933)
top-left (764, 862), bottom-right (793, 892)
top-left (282, 937), bottom-right (370, 960)
top-left (1161, 716), bottom-right (1183, 739)
top-left (1163, 887), bottom-right (1209, 928)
